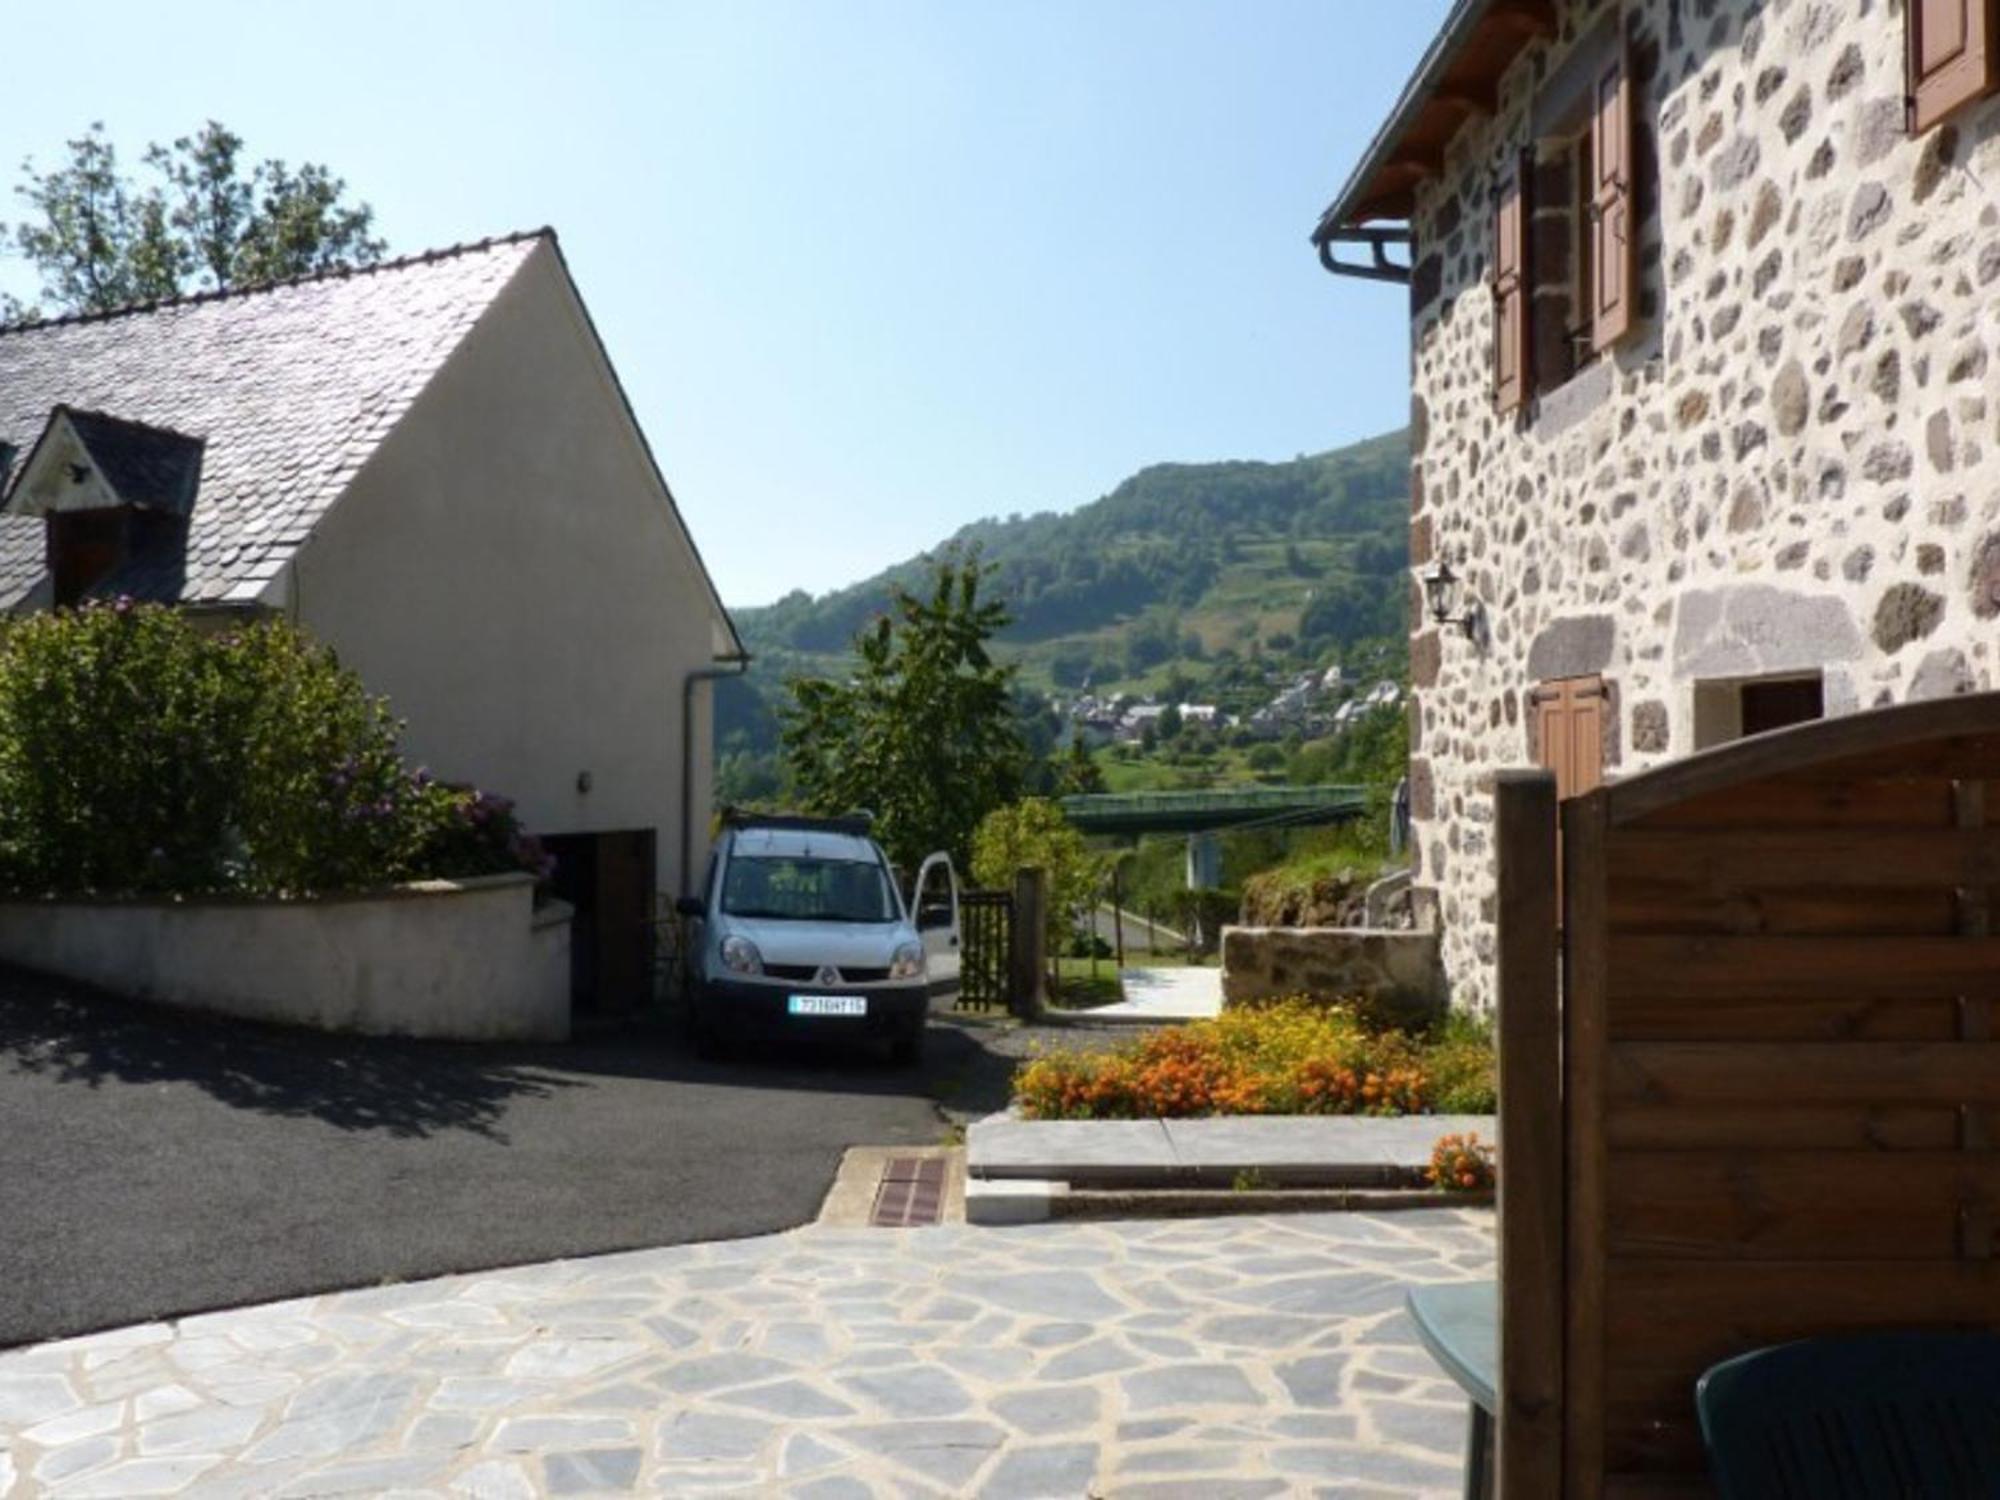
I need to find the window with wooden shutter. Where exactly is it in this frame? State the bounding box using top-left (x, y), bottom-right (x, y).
top-left (1493, 164), bottom-right (1528, 415)
top-left (1532, 675), bottom-right (1608, 801)
top-left (1909, 0), bottom-right (1997, 134)
top-left (1588, 44), bottom-right (1635, 351)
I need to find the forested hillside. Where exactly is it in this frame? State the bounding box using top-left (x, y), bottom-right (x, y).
top-left (738, 428), bottom-right (1409, 680)
top-left (717, 428), bottom-right (1412, 803)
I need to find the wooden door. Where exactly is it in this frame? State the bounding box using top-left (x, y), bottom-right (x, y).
top-left (594, 831), bottom-right (654, 1014)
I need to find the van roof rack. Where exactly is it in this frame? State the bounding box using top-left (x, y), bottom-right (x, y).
top-left (722, 808), bottom-right (874, 836)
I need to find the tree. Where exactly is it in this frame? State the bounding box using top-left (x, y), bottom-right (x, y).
top-left (4, 121), bottom-right (385, 320)
top-left (1048, 645), bottom-right (1093, 689)
top-left (971, 798), bottom-right (1102, 956)
top-left (781, 557), bottom-right (1027, 873)
top-left (1299, 577), bottom-right (1396, 647)
top-left (1056, 737), bottom-right (1107, 796)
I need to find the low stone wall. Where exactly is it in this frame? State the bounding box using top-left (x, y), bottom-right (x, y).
top-left (0, 873), bottom-right (572, 1041)
top-left (1220, 925), bottom-right (1445, 1022)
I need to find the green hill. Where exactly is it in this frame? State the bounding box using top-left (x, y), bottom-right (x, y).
top-left (734, 427), bottom-right (1411, 700)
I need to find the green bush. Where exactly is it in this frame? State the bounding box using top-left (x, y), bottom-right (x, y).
top-left (0, 602), bottom-right (547, 896)
top-left (1422, 1010), bottom-right (1499, 1115)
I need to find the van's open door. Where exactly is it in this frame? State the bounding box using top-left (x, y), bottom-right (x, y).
top-left (911, 853), bottom-right (961, 997)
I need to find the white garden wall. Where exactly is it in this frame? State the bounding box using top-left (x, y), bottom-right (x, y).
top-left (0, 873), bottom-right (571, 1041)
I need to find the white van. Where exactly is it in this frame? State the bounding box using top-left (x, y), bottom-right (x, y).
top-left (680, 813), bottom-right (959, 1065)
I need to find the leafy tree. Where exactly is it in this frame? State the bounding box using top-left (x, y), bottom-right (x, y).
top-left (1048, 645), bottom-right (1093, 689)
top-left (971, 798), bottom-right (1103, 956)
top-left (4, 121), bottom-right (385, 319)
top-left (1299, 577), bottom-right (1398, 646)
top-left (1157, 703), bottom-right (1184, 740)
top-left (1056, 737), bottom-right (1107, 795)
top-left (781, 557), bottom-right (1026, 872)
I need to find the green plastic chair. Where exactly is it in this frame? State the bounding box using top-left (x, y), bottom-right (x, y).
top-left (1696, 1330), bottom-right (2000, 1499)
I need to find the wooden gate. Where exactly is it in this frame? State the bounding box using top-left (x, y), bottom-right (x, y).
top-left (957, 888), bottom-right (1013, 1011)
top-left (1494, 693), bottom-right (2000, 1498)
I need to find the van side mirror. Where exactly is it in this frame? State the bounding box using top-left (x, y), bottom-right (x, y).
top-left (675, 896), bottom-right (706, 919)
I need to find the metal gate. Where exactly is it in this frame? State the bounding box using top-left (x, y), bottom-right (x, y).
top-left (957, 888), bottom-right (1013, 1010)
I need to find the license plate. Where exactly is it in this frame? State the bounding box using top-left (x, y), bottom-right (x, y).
top-left (788, 995), bottom-right (866, 1017)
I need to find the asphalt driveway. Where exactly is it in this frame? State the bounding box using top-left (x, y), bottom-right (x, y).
top-left (0, 967), bottom-right (1041, 1350)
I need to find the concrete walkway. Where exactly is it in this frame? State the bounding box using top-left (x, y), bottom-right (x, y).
top-left (0, 1212), bottom-right (1494, 1498)
top-left (1087, 965), bottom-right (1223, 1023)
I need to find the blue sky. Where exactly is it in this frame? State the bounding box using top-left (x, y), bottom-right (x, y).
top-left (0, 1), bottom-right (1448, 606)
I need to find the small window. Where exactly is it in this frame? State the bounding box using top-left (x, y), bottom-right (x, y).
top-left (1499, 17), bottom-right (1637, 412)
top-left (1909, 0), bottom-right (1996, 134)
top-left (1693, 674), bottom-right (1824, 748)
top-left (1527, 134), bottom-right (1596, 396)
top-left (1532, 674), bottom-right (1610, 800)
top-left (48, 510), bottom-right (128, 609)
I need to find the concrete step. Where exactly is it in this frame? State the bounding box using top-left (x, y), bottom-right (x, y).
top-left (967, 1114), bottom-right (1496, 1190)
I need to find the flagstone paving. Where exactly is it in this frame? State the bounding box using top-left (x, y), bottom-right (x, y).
top-left (0, 1210), bottom-right (1493, 1498)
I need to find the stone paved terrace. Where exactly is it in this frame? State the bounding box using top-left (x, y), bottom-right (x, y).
top-left (0, 1211), bottom-right (1493, 1498)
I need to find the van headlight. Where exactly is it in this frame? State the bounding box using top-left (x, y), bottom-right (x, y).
top-left (889, 941), bottom-right (926, 981)
top-left (720, 935), bottom-right (763, 975)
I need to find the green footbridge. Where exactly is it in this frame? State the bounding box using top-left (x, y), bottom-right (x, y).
top-left (1057, 784), bottom-right (1370, 837)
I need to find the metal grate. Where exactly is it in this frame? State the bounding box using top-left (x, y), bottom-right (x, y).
top-left (870, 1156), bottom-right (947, 1227)
top-left (957, 888), bottom-right (1013, 1010)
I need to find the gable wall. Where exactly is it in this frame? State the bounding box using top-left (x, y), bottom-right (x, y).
top-left (1403, 0), bottom-right (2000, 1010)
top-left (286, 240), bottom-right (729, 897)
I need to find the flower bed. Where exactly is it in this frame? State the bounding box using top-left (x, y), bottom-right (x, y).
top-left (1012, 999), bottom-right (1495, 1120)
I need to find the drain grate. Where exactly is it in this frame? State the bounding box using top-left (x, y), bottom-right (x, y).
top-left (870, 1155), bottom-right (947, 1227)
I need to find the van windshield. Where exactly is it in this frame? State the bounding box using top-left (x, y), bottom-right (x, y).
top-left (721, 855), bottom-right (898, 923)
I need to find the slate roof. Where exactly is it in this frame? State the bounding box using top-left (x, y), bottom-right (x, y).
top-left (61, 408), bottom-right (206, 516)
top-left (3, 406), bottom-right (207, 520)
top-left (0, 232), bottom-right (544, 607)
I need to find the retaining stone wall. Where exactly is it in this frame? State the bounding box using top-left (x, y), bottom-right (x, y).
top-left (1220, 925), bottom-right (1445, 1021)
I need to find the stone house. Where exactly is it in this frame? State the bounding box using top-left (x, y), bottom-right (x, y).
top-left (1314, 0), bottom-right (2000, 1010)
top-left (0, 231), bottom-right (745, 1013)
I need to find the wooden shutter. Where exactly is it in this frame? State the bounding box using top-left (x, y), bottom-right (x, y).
top-left (1534, 676), bottom-right (1608, 801)
top-left (1493, 164), bottom-right (1528, 415)
top-left (1588, 45), bottom-right (1635, 351)
top-left (1909, 0), bottom-right (1997, 133)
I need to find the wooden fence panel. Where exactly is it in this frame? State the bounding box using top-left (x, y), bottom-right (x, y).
top-left (1496, 693), bottom-right (2000, 1497)
top-left (1493, 770), bottom-right (1563, 1499)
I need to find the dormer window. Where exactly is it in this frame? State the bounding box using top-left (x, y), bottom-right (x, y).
top-left (0, 406), bottom-right (203, 608)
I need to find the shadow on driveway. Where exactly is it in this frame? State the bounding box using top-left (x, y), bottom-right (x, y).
top-left (0, 968), bottom-right (1035, 1349)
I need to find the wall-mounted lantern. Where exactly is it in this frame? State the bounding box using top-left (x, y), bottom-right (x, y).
top-left (1420, 559), bottom-right (1478, 637)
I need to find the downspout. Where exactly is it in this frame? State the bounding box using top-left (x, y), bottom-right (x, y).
top-left (682, 654), bottom-right (752, 896)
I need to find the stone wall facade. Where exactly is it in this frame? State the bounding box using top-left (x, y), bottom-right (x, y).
top-left (1402, 0), bottom-right (2000, 1010)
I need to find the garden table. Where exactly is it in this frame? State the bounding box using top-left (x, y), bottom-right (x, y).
top-left (1405, 1280), bottom-right (1497, 1500)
